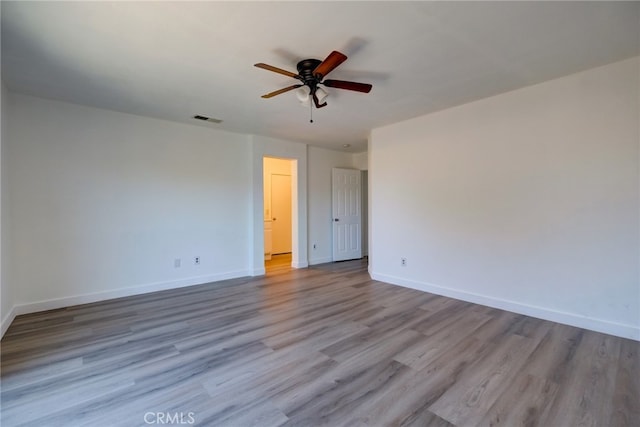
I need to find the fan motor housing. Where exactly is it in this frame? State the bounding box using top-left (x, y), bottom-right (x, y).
top-left (297, 59), bottom-right (322, 84)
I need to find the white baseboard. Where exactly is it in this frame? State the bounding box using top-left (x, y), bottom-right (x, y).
top-left (292, 261), bottom-right (308, 269)
top-left (370, 271), bottom-right (640, 341)
top-left (1, 305), bottom-right (16, 338)
top-left (308, 256), bottom-right (333, 266)
top-left (7, 268), bottom-right (635, 342)
top-left (252, 268), bottom-right (266, 276)
top-left (1, 270), bottom-right (250, 338)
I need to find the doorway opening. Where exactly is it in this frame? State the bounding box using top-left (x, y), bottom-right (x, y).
top-left (263, 157), bottom-right (296, 272)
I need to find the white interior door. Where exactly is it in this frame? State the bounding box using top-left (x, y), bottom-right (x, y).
top-left (332, 168), bottom-right (362, 261)
top-left (271, 174), bottom-right (292, 254)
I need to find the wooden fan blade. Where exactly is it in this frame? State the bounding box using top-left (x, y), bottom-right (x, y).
top-left (313, 51), bottom-right (347, 79)
top-left (323, 79), bottom-right (372, 93)
top-left (261, 84), bottom-right (303, 99)
top-left (254, 63), bottom-right (302, 80)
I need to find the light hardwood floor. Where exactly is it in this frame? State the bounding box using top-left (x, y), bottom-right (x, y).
top-left (1, 259), bottom-right (638, 426)
top-left (265, 253), bottom-right (293, 272)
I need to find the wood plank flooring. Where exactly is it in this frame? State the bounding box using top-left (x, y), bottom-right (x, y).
top-left (265, 253), bottom-right (293, 272)
top-left (1, 259), bottom-right (638, 426)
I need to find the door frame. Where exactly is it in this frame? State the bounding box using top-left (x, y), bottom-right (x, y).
top-left (250, 136), bottom-right (308, 275)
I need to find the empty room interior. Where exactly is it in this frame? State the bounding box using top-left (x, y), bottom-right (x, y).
top-left (1, 2), bottom-right (639, 426)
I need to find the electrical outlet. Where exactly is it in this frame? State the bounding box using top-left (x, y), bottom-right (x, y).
top-left (174, 258), bottom-right (181, 268)
top-left (194, 256), bottom-right (200, 265)
top-left (401, 258), bottom-right (407, 267)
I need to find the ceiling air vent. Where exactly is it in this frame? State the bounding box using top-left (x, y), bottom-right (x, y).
top-left (192, 115), bottom-right (223, 124)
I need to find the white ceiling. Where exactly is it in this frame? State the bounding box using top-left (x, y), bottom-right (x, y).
top-left (2, 1), bottom-right (639, 152)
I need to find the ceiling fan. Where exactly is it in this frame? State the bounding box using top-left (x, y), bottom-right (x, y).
top-left (254, 50), bottom-right (372, 110)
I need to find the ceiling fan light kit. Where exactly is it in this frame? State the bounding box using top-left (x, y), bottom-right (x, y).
top-left (295, 86), bottom-right (310, 103)
top-left (296, 86), bottom-right (328, 107)
top-left (255, 49), bottom-right (372, 122)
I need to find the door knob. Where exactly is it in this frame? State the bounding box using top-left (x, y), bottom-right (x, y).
top-left (334, 218), bottom-right (339, 222)
top-left (273, 218), bottom-right (276, 221)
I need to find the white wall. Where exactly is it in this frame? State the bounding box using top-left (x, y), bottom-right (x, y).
top-left (307, 146), bottom-right (354, 264)
top-left (353, 150), bottom-right (370, 257)
top-left (5, 94), bottom-right (253, 317)
top-left (352, 151), bottom-right (368, 171)
top-left (1, 82), bottom-right (12, 336)
top-left (0, 91), bottom-right (373, 336)
top-left (370, 57), bottom-right (640, 340)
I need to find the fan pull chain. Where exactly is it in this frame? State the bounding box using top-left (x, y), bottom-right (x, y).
top-left (309, 99), bottom-right (313, 123)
